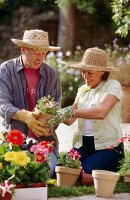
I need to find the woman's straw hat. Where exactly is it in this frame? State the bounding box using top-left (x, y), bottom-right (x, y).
top-left (11, 29), bottom-right (60, 51)
top-left (67, 47), bottom-right (119, 71)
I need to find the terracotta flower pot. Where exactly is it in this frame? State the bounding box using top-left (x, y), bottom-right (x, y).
top-left (124, 174), bottom-right (130, 183)
top-left (55, 166), bottom-right (81, 187)
top-left (92, 170), bottom-right (120, 198)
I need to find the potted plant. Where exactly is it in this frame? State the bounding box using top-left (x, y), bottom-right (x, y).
top-left (106, 39), bottom-right (130, 122)
top-left (55, 149), bottom-right (81, 186)
top-left (0, 130), bottom-right (54, 200)
top-left (109, 135), bottom-right (130, 183)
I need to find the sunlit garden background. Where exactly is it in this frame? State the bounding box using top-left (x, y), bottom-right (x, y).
top-left (0, 0), bottom-right (130, 121)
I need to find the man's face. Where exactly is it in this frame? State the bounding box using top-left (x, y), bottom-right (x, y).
top-left (21, 48), bottom-right (48, 69)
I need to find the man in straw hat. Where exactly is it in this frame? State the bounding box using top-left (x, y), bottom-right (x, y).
top-left (0, 29), bottom-right (61, 177)
top-left (45, 47), bottom-right (124, 185)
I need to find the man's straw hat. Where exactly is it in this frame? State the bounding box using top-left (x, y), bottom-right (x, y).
top-left (11, 29), bottom-right (60, 51)
top-left (67, 47), bottom-right (119, 71)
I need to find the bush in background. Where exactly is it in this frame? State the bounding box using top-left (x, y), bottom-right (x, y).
top-left (46, 49), bottom-right (84, 107)
top-left (106, 39), bottom-right (130, 86)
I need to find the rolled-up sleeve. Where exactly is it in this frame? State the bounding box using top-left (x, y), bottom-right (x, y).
top-left (105, 80), bottom-right (122, 100)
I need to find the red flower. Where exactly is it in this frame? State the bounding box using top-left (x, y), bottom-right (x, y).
top-left (35, 152), bottom-right (46, 163)
top-left (39, 141), bottom-right (54, 153)
top-left (7, 130), bottom-right (25, 145)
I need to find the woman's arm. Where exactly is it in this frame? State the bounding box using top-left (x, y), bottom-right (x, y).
top-left (74, 93), bottom-right (119, 120)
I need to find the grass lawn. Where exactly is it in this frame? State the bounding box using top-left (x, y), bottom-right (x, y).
top-left (48, 181), bottom-right (130, 198)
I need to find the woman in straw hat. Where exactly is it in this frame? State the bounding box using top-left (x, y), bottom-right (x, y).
top-left (46, 47), bottom-right (124, 184)
top-left (0, 29), bottom-right (61, 177)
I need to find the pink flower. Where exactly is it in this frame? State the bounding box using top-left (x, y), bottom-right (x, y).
top-left (44, 101), bottom-right (54, 108)
top-left (30, 145), bottom-right (50, 154)
top-left (67, 148), bottom-right (80, 160)
top-left (30, 145), bottom-right (37, 152)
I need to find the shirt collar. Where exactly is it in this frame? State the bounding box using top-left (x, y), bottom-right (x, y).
top-left (93, 81), bottom-right (105, 93)
top-left (16, 56), bottom-right (24, 72)
top-left (16, 56), bottom-right (45, 78)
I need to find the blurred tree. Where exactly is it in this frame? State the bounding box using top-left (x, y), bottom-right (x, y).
top-left (56, 0), bottom-right (96, 52)
top-left (111, 0), bottom-right (130, 37)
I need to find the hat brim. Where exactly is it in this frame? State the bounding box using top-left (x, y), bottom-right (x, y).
top-left (11, 39), bottom-right (60, 51)
top-left (66, 62), bottom-right (119, 72)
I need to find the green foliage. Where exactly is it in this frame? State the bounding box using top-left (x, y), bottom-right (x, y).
top-left (111, 0), bottom-right (130, 37)
top-left (57, 150), bottom-right (81, 169)
top-left (48, 181), bottom-right (130, 197)
top-left (56, 0), bottom-right (96, 13)
top-left (46, 51), bottom-right (84, 107)
top-left (55, 0), bottom-right (70, 7)
top-left (72, 0), bottom-right (96, 13)
top-left (48, 185), bottom-right (94, 198)
top-left (119, 149), bottom-right (130, 176)
top-left (37, 95), bottom-right (60, 115)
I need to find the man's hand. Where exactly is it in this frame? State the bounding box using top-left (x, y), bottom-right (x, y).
top-left (16, 109), bottom-right (53, 137)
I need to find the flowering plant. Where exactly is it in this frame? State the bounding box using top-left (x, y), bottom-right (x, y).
top-left (57, 148), bottom-right (81, 169)
top-left (37, 95), bottom-right (60, 115)
top-left (0, 130), bottom-right (54, 197)
top-left (108, 134), bottom-right (130, 175)
top-left (36, 96), bottom-right (75, 129)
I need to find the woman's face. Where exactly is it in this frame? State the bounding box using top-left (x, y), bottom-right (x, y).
top-left (21, 48), bottom-right (48, 69)
top-left (82, 70), bottom-right (105, 88)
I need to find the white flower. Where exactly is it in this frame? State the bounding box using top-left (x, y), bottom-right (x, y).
top-left (56, 52), bottom-right (63, 58)
top-left (66, 51), bottom-right (71, 56)
top-left (46, 52), bottom-right (54, 58)
top-left (69, 86), bottom-right (73, 91)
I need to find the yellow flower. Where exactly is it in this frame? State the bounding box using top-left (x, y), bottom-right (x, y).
top-left (0, 162), bottom-right (3, 169)
top-left (47, 179), bottom-right (56, 185)
top-left (13, 152), bottom-right (30, 166)
top-left (4, 151), bottom-right (16, 162)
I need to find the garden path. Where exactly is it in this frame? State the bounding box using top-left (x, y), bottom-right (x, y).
top-left (49, 193), bottom-right (130, 200)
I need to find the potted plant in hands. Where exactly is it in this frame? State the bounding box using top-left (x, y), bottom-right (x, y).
top-left (35, 95), bottom-right (60, 137)
top-left (36, 95), bottom-right (75, 129)
top-left (0, 130), bottom-right (54, 200)
top-left (55, 149), bottom-right (81, 186)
